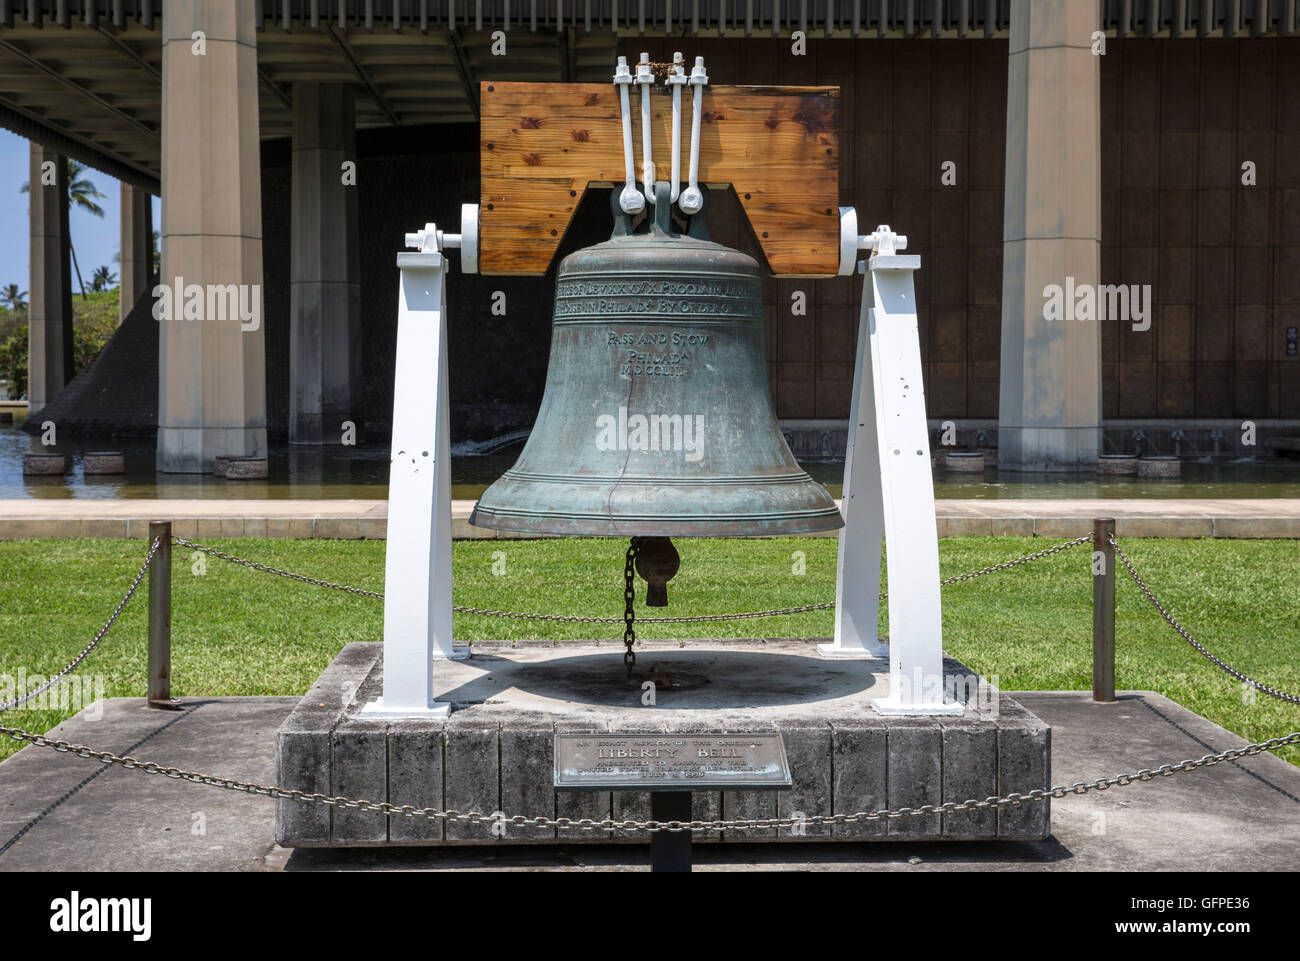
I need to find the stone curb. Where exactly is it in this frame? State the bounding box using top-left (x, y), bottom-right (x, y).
top-left (1, 514), bottom-right (1297, 539)
top-left (4, 498), bottom-right (1299, 540)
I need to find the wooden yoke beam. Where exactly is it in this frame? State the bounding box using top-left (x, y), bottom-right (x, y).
top-left (479, 81), bottom-right (840, 276)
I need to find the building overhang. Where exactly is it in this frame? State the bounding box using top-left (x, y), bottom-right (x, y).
top-left (0, 0), bottom-right (1294, 193)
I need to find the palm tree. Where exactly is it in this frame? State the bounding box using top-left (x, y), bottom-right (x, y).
top-left (0, 284), bottom-right (27, 312)
top-left (20, 157), bottom-right (107, 301)
top-left (90, 266), bottom-right (117, 293)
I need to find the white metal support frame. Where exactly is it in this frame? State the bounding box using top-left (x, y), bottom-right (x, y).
top-left (823, 213), bottom-right (961, 716)
top-left (636, 52), bottom-right (656, 206)
top-left (666, 52), bottom-right (688, 203)
top-left (819, 213), bottom-right (887, 659)
top-left (613, 57), bottom-right (644, 215)
top-left (679, 56), bottom-right (708, 214)
top-left (362, 205), bottom-right (479, 717)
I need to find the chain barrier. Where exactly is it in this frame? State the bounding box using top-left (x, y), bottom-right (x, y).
top-left (0, 536), bottom-right (161, 714)
top-left (6, 526), bottom-right (1296, 834)
top-left (0, 531), bottom-right (1098, 718)
top-left (173, 536), bottom-right (384, 599)
top-left (174, 532), bottom-right (1095, 625)
top-left (939, 532), bottom-right (1095, 586)
top-left (0, 717), bottom-right (1295, 833)
top-left (1109, 533), bottom-right (1300, 707)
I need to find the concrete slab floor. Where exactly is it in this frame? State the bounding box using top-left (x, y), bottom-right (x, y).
top-left (389, 639), bottom-right (902, 716)
top-left (0, 692), bottom-right (1296, 871)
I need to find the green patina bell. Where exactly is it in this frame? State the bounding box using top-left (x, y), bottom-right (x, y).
top-left (470, 183), bottom-right (843, 538)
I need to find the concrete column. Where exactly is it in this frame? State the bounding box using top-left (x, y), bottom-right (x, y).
top-left (157, 0), bottom-right (267, 472)
top-left (28, 143), bottom-right (74, 411)
top-left (119, 183), bottom-right (152, 323)
top-left (998, 0), bottom-right (1102, 470)
top-left (289, 83), bottom-right (360, 445)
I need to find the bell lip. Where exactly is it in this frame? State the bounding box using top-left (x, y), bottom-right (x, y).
top-left (467, 504), bottom-right (845, 537)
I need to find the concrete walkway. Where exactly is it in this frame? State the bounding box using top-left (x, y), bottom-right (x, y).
top-left (2, 498), bottom-right (1298, 539)
top-left (0, 692), bottom-right (1296, 871)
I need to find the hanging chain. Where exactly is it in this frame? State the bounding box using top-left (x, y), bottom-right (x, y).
top-left (0, 716), bottom-right (1294, 834)
top-left (623, 538), bottom-right (640, 668)
top-left (1110, 533), bottom-right (1300, 706)
top-left (0, 536), bottom-right (161, 714)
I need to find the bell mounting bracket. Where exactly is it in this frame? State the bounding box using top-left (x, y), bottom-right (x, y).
top-left (478, 72), bottom-right (841, 277)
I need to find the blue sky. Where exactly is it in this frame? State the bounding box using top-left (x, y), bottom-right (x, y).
top-left (0, 128), bottom-right (160, 296)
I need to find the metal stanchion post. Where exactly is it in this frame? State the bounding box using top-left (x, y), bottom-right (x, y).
top-left (1093, 517), bottom-right (1117, 703)
top-left (147, 520), bottom-right (179, 709)
top-left (650, 792), bottom-right (693, 872)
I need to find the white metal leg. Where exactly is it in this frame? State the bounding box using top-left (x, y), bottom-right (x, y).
top-left (866, 240), bottom-right (961, 715)
top-left (362, 241), bottom-right (464, 718)
top-left (819, 261), bottom-right (888, 660)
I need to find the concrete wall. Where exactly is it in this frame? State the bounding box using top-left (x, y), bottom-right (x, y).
top-left (1101, 38), bottom-right (1300, 421)
top-left (618, 36), bottom-right (1299, 427)
top-left (620, 37), bottom-right (1008, 423)
top-left (259, 124), bottom-right (569, 442)
top-left (47, 36), bottom-right (1300, 444)
top-left (248, 36), bottom-right (1300, 442)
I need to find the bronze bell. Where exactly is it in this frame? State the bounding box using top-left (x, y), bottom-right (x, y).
top-left (470, 183), bottom-right (843, 539)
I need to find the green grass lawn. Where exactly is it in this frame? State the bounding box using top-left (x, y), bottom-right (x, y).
top-left (0, 536), bottom-right (1296, 767)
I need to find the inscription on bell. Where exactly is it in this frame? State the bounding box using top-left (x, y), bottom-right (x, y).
top-left (561, 279), bottom-right (757, 298)
top-left (553, 296), bottom-right (762, 318)
top-left (606, 331), bottom-right (710, 347)
top-left (606, 328), bottom-right (711, 378)
top-left (621, 350), bottom-right (690, 378)
top-left (555, 276), bottom-right (762, 321)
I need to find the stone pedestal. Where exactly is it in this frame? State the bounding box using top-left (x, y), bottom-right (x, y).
top-left (215, 456), bottom-right (269, 479)
top-left (1138, 456), bottom-right (1181, 478)
top-left (22, 452), bottom-right (66, 475)
top-left (1098, 454), bottom-right (1139, 475)
top-left (945, 451), bottom-right (986, 472)
top-left (83, 451), bottom-right (126, 474)
top-left (276, 641), bottom-right (1052, 846)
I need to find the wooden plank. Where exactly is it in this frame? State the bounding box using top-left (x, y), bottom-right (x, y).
top-left (479, 81), bottom-right (840, 276)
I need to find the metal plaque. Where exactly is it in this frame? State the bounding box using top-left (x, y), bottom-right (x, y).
top-left (554, 733), bottom-right (792, 791)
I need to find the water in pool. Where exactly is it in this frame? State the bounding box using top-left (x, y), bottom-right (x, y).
top-left (2, 419), bottom-right (1298, 501)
